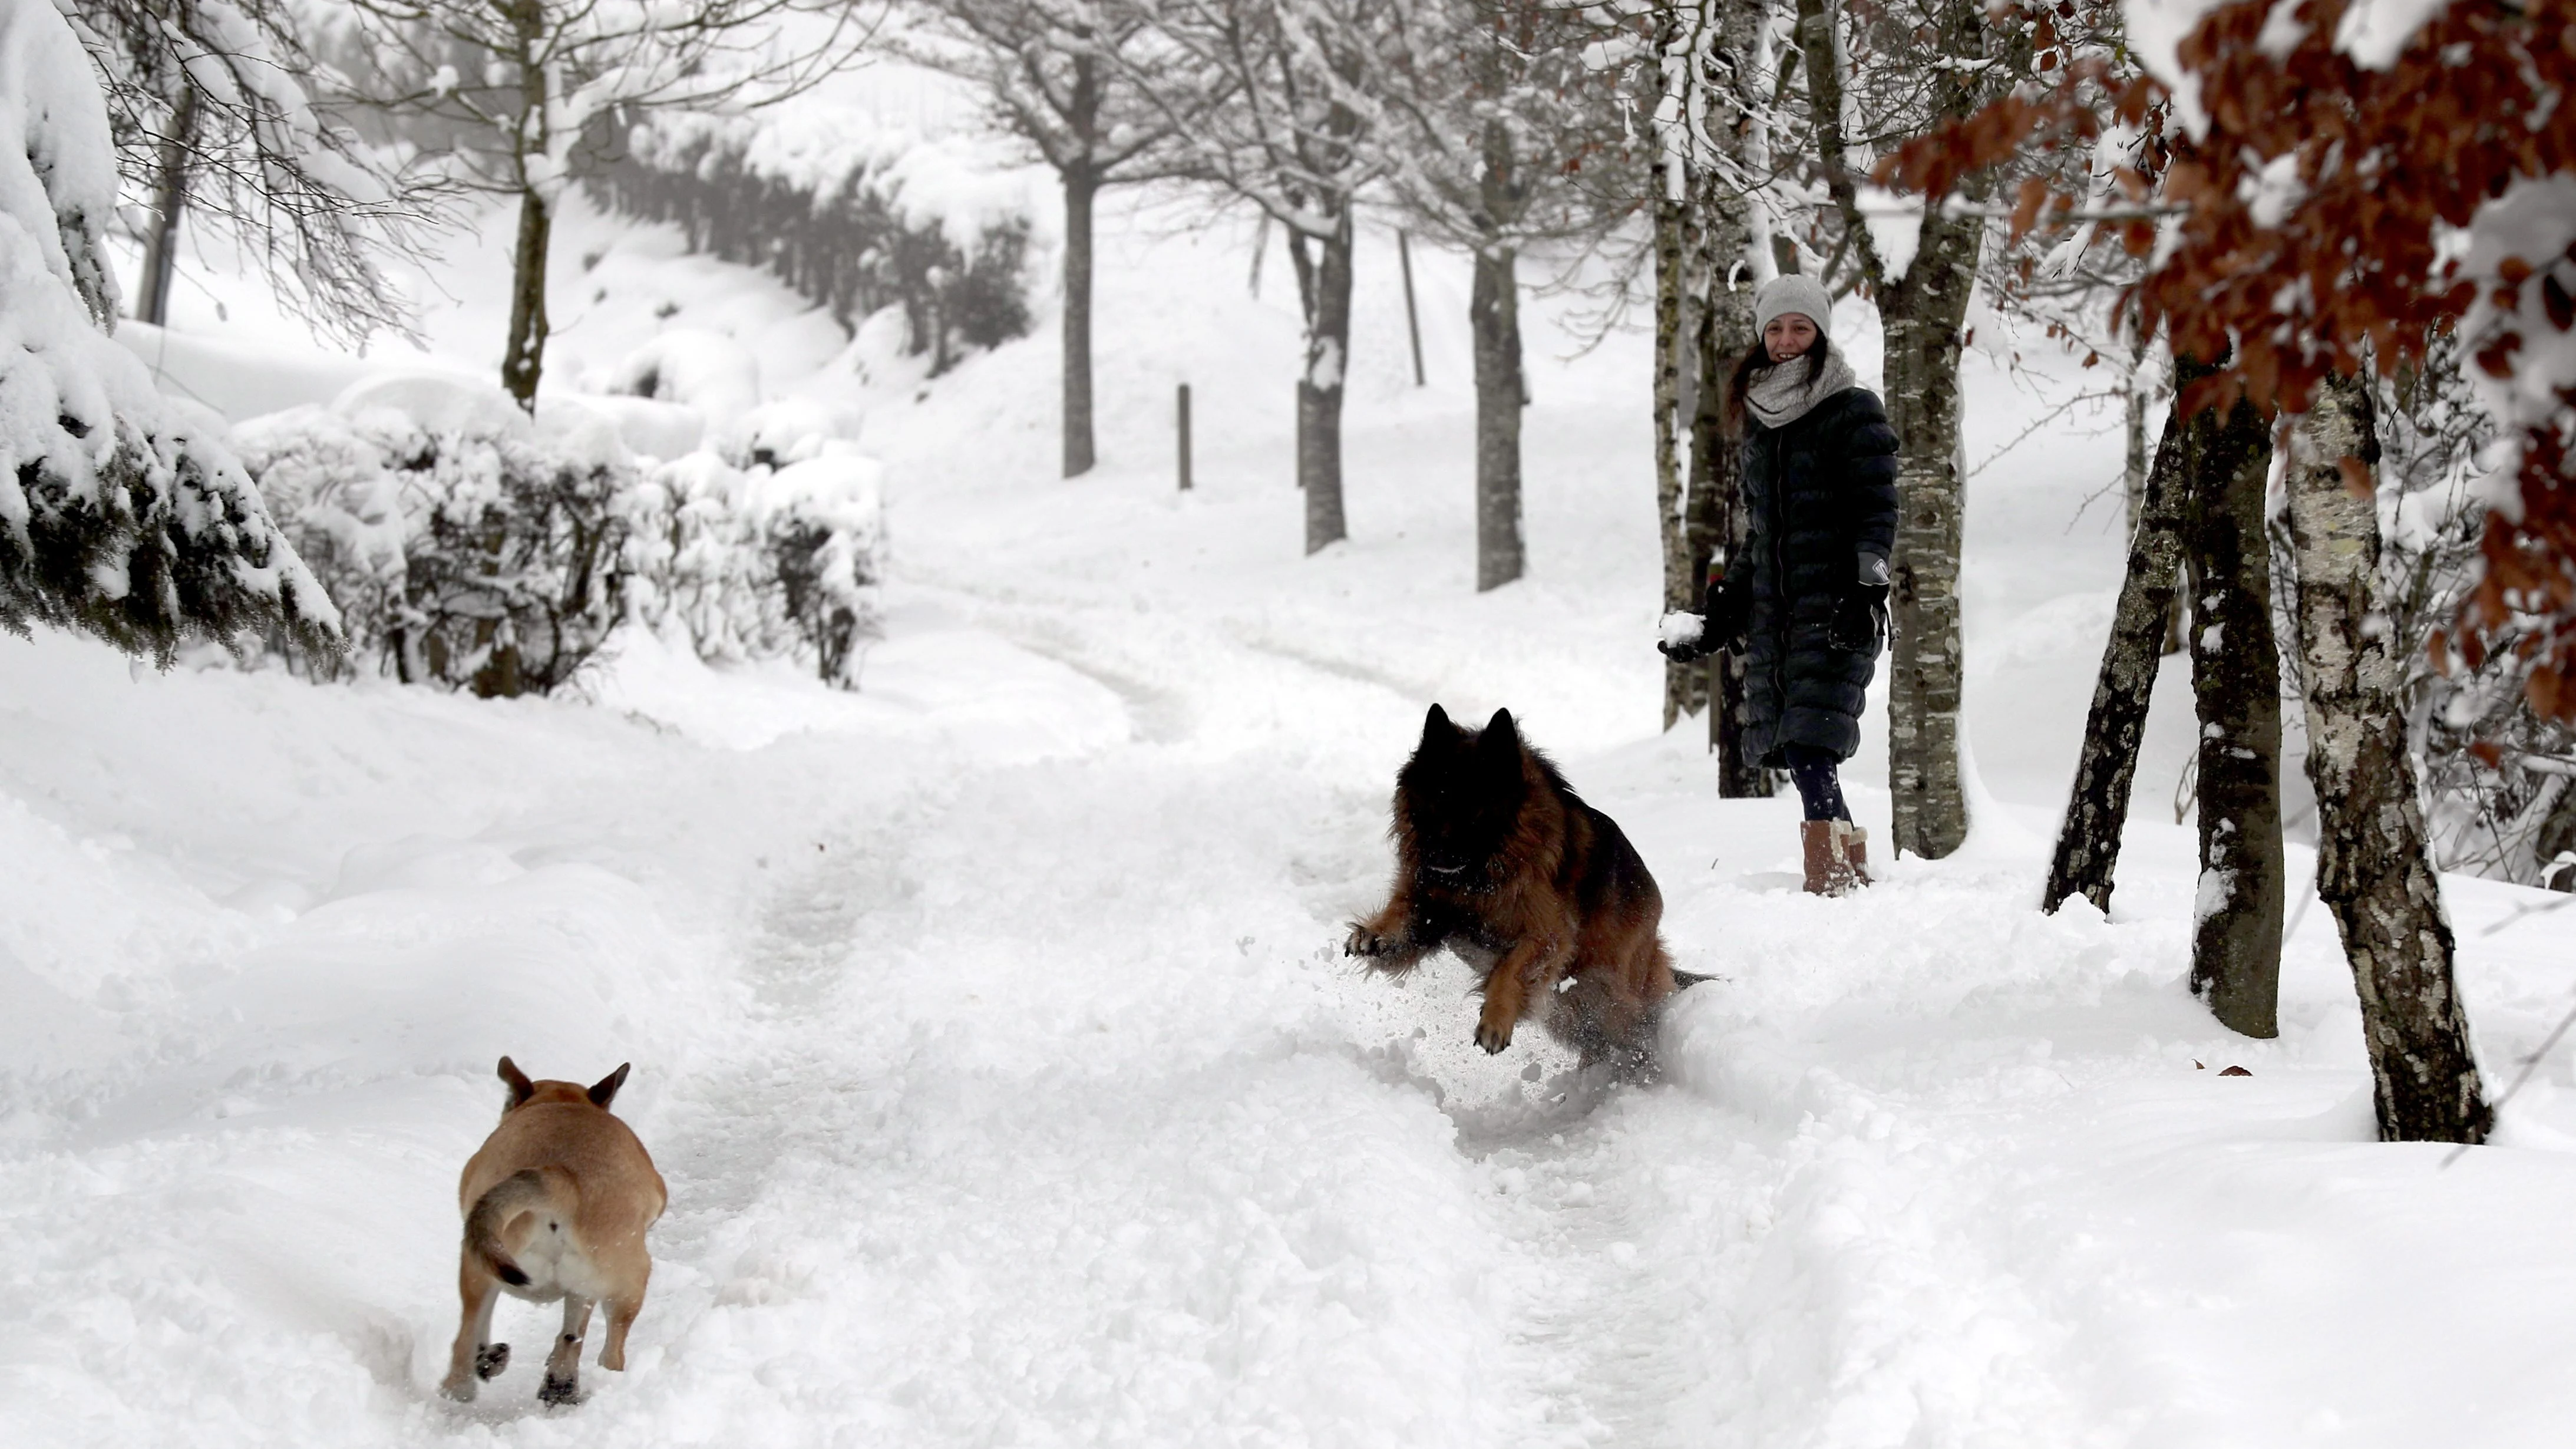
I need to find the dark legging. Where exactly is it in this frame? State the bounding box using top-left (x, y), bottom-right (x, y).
top-left (1782, 743), bottom-right (1850, 823)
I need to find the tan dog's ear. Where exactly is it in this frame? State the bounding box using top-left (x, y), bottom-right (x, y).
top-left (497, 1056), bottom-right (535, 1108)
top-left (587, 1062), bottom-right (632, 1110)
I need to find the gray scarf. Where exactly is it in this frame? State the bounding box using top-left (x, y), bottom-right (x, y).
top-left (1743, 352), bottom-right (1858, 429)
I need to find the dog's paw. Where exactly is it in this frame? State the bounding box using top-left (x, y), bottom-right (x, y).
top-left (1474, 1020), bottom-right (1514, 1055)
top-left (538, 1375), bottom-right (585, 1407)
top-left (475, 1342), bottom-right (510, 1381)
top-left (439, 1375), bottom-right (479, 1404)
top-left (1344, 923), bottom-right (1391, 958)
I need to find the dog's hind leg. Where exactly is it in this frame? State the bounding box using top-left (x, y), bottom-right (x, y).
top-left (440, 1256), bottom-right (506, 1401)
top-left (598, 1252), bottom-right (650, 1372)
top-left (539, 1297), bottom-right (593, 1406)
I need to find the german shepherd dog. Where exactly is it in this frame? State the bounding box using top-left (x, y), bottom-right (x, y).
top-left (1346, 705), bottom-right (1695, 1071)
top-left (442, 1058), bottom-right (667, 1407)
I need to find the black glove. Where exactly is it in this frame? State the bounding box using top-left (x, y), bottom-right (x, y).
top-left (1829, 583), bottom-right (1889, 654)
top-left (1705, 570), bottom-right (1752, 647)
top-left (1657, 620), bottom-right (1712, 664)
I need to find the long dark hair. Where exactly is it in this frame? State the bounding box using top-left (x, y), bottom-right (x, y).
top-left (1725, 332), bottom-right (1836, 437)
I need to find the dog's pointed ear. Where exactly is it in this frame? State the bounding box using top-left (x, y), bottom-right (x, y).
top-left (1485, 708), bottom-right (1518, 746)
top-left (1422, 703), bottom-right (1454, 742)
top-left (497, 1056), bottom-right (534, 1108)
top-left (587, 1062), bottom-right (632, 1109)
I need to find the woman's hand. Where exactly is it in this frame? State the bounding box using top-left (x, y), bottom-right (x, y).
top-left (1657, 613), bottom-right (1711, 663)
top-left (1829, 584), bottom-right (1888, 653)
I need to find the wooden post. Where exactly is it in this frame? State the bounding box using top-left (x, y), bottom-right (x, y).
top-left (1398, 230), bottom-right (1426, 387)
top-left (1177, 383), bottom-right (1193, 491)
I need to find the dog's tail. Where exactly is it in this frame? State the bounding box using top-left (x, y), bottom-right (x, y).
top-left (465, 1168), bottom-right (569, 1288)
top-left (1671, 968), bottom-right (1723, 989)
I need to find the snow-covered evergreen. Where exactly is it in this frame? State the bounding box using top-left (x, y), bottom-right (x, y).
top-left (0, 0), bottom-right (333, 662)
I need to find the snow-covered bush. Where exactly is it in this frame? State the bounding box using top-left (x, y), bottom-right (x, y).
top-left (237, 377), bottom-right (882, 695)
top-left (2361, 338), bottom-right (2576, 892)
top-left (588, 106), bottom-right (1036, 374)
top-left (236, 380), bottom-right (633, 696)
top-left (0, 0), bottom-right (336, 664)
top-left (624, 452), bottom-right (883, 687)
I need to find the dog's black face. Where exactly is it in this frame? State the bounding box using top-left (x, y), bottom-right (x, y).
top-left (1396, 705), bottom-right (1530, 884)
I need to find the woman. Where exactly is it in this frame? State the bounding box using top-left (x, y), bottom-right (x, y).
top-left (1659, 275), bottom-right (1898, 895)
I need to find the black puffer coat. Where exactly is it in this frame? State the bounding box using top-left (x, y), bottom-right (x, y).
top-left (1737, 386), bottom-right (1900, 765)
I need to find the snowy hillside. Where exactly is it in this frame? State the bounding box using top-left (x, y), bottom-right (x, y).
top-left (8, 132), bottom-right (2576, 1449)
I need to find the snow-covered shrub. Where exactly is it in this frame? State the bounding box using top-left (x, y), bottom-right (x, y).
top-left (624, 451), bottom-right (882, 687)
top-left (239, 377), bottom-right (883, 695)
top-left (587, 106), bottom-right (1037, 374)
top-left (236, 380), bottom-right (633, 696)
top-left (0, 0), bottom-right (336, 664)
top-left (2337, 334), bottom-right (2576, 891)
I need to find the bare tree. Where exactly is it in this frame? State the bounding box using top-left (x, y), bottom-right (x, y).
top-left (1798, 0), bottom-right (2016, 859)
top-left (1377, 0), bottom-right (1621, 592)
top-left (2177, 374), bottom-right (2284, 1038)
top-left (1113, 0), bottom-right (1396, 553)
top-left (344, 0), bottom-right (864, 407)
top-left (69, 0), bottom-right (432, 339)
top-left (898, 1), bottom-right (1200, 477)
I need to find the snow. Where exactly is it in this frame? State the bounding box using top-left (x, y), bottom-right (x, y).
top-left (15, 105), bottom-right (2576, 1449)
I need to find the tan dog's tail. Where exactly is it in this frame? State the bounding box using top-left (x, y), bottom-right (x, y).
top-left (465, 1168), bottom-right (567, 1288)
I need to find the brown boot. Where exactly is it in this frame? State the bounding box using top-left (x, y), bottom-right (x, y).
top-left (1800, 820), bottom-right (1837, 895)
top-left (1835, 823), bottom-right (1872, 887)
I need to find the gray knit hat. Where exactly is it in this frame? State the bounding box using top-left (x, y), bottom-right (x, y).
top-left (1754, 274), bottom-right (1832, 336)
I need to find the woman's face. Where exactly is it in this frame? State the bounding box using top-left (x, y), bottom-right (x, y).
top-left (1764, 312), bottom-right (1820, 362)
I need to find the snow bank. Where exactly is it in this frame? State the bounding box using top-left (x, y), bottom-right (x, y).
top-left (602, 329), bottom-right (763, 422)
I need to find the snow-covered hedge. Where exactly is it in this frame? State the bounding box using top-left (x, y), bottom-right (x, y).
top-left (235, 375), bottom-right (881, 695)
top-left (625, 451), bottom-right (883, 688)
top-left (587, 107), bottom-right (1036, 375)
top-left (0, 0), bottom-right (336, 664)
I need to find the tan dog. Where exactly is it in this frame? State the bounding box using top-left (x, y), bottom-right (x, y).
top-left (441, 1057), bottom-right (666, 1406)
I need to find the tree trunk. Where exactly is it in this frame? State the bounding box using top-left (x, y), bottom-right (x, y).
top-left (1690, 178), bottom-right (1769, 795)
top-left (137, 85), bottom-right (196, 328)
top-left (1654, 187), bottom-right (1692, 729)
top-left (501, 187), bottom-right (554, 411)
top-left (2045, 387), bottom-right (2193, 916)
top-left (2121, 352), bottom-right (2190, 656)
top-left (2284, 371), bottom-right (2489, 1143)
top-left (1879, 215), bottom-right (1979, 859)
top-left (1471, 240), bottom-right (1524, 591)
top-left (1472, 120), bottom-right (1524, 592)
top-left (1297, 214), bottom-right (1352, 554)
top-left (1062, 166), bottom-right (1098, 478)
top-left (2181, 385), bottom-right (2285, 1038)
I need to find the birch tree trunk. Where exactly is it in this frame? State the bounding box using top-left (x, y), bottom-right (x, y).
top-left (1297, 215), bottom-right (1354, 554)
top-left (1654, 186), bottom-right (1693, 729)
top-left (1878, 219), bottom-right (1978, 858)
top-left (1689, 169), bottom-right (1769, 794)
top-left (2045, 388), bottom-right (2191, 915)
top-left (2181, 388), bottom-right (2285, 1038)
top-left (2284, 371), bottom-right (2489, 1143)
top-left (1798, 0), bottom-right (1983, 857)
